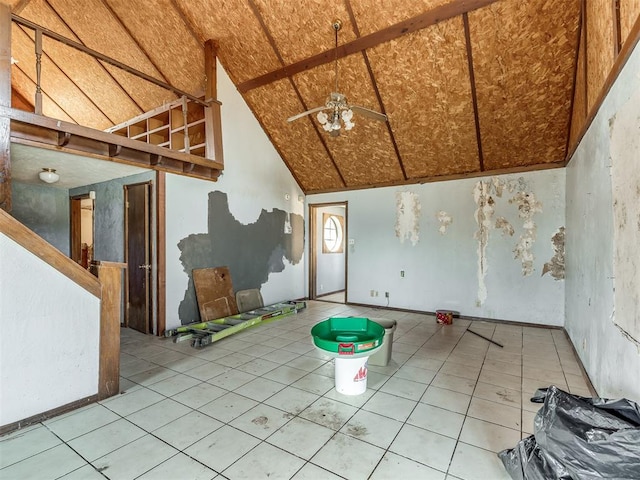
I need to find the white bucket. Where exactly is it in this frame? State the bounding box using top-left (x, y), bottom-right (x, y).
top-left (334, 356), bottom-right (369, 395)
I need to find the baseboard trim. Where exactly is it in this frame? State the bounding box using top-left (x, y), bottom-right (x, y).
top-left (0, 394), bottom-right (99, 436)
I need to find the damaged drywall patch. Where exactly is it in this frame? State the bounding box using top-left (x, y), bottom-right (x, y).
top-left (177, 191), bottom-right (304, 324)
top-left (436, 211), bottom-right (452, 235)
top-left (495, 217), bottom-right (514, 236)
top-left (395, 191), bottom-right (420, 246)
top-left (510, 191), bottom-right (543, 276)
top-left (473, 180), bottom-right (496, 306)
top-left (542, 227), bottom-right (565, 280)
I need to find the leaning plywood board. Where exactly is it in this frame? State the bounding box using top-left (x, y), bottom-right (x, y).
top-left (193, 266), bottom-right (238, 321)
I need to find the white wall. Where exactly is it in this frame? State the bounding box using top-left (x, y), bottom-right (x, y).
top-left (565, 42), bottom-right (640, 401)
top-left (165, 61), bottom-right (305, 330)
top-left (308, 169), bottom-right (566, 325)
top-left (315, 205), bottom-right (346, 295)
top-left (0, 234), bottom-right (100, 427)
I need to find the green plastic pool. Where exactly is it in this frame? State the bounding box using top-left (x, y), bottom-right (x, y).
top-left (311, 317), bottom-right (385, 356)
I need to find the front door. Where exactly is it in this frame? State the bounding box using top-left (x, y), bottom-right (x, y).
top-left (124, 182), bottom-right (152, 333)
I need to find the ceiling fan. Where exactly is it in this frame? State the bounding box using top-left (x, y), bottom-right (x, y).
top-left (287, 19), bottom-right (388, 137)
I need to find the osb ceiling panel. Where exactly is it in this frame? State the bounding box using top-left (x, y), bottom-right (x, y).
top-left (469, 0), bottom-right (580, 170)
top-left (12, 25), bottom-right (111, 128)
top-left (245, 79), bottom-right (344, 192)
top-left (293, 54), bottom-right (404, 187)
top-left (586, 0), bottom-right (615, 111)
top-left (16, 0), bottom-right (140, 125)
top-left (367, 18), bottom-right (479, 178)
top-left (11, 66), bottom-right (75, 123)
top-left (253, 0), bottom-right (357, 64)
top-left (175, 0), bottom-right (282, 85)
top-left (621, 0), bottom-right (640, 43)
top-left (9, 0), bottom-right (593, 193)
top-left (351, 0), bottom-right (452, 35)
top-left (42, 0), bottom-right (176, 115)
top-left (104, 0), bottom-right (204, 96)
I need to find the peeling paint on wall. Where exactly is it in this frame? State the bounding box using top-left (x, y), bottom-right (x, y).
top-left (395, 191), bottom-right (420, 246)
top-left (473, 180), bottom-right (496, 306)
top-left (495, 217), bottom-right (514, 236)
top-left (510, 191), bottom-right (543, 276)
top-left (436, 211), bottom-right (452, 235)
top-left (542, 227), bottom-right (565, 280)
top-left (177, 191), bottom-right (304, 323)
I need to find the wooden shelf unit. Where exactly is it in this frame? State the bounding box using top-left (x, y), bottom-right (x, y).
top-left (106, 97), bottom-right (216, 160)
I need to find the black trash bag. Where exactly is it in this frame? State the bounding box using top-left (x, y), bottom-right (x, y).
top-left (498, 385), bottom-right (640, 479)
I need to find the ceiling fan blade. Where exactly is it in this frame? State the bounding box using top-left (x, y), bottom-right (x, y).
top-left (287, 105), bottom-right (329, 123)
top-left (350, 105), bottom-right (388, 122)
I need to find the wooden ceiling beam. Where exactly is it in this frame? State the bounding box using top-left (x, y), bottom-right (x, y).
top-left (238, 0), bottom-right (500, 93)
top-left (564, 1), bottom-right (585, 161)
top-left (462, 13), bottom-right (484, 172)
top-left (12, 0), bottom-right (32, 15)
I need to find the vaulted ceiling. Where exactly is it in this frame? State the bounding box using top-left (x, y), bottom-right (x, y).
top-left (8, 0), bottom-right (582, 194)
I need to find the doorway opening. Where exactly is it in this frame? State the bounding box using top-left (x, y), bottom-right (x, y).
top-left (309, 202), bottom-right (347, 303)
top-left (70, 194), bottom-right (94, 269)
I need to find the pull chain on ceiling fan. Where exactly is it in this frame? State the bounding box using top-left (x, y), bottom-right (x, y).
top-left (287, 19), bottom-right (388, 137)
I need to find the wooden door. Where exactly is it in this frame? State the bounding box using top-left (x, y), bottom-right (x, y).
top-left (70, 195), bottom-right (94, 268)
top-left (125, 182), bottom-right (151, 333)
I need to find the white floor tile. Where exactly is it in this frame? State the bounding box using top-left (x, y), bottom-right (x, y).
top-left (185, 425), bottom-right (260, 472)
top-left (236, 358), bottom-right (280, 376)
top-left (126, 398), bottom-right (191, 432)
top-left (362, 391), bottom-right (417, 422)
top-left (223, 442), bottom-right (305, 480)
top-left (420, 386), bottom-right (471, 414)
top-left (263, 365), bottom-right (309, 384)
top-left (182, 362), bottom-right (232, 381)
top-left (431, 373), bottom-right (476, 395)
top-left (449, 442), bottom-right (511, 480)
top-left (473, 381), bottom-right (522, 408)
top-left (311, 433), bottom-right (385, 480)
top-left (58, 464), bottom-right (105, 479)
top-left (370, 452), bottom-right (446, 480)
top-left (459, 417), bottom-right (521, 453)
top-left (291, 462), bottom-right (344, 480)
top-left (0, 425), bottom-right (61, 468)
top-left (291, 373), bottom-right (335, 395)
top-left (153, 411), bottom-right (223, 450)
top-left (392, 365), bottom-right (437, 384)
top-left (137, 452), bottom-right (217, 479)
top-left (127, 366), bottom-right (177, 386)
top-left (67, 418), bottom-right (146, 461)
top-left (0, 444), bottom-right (86, 480)
top-left (407, 403), bottom-right (465, 439)
top-left (267, 417), bottom-right (334, 460)
top-left (208, 369), bottom-right (257, 390)
top-left (264, 386), bottom-right (321, 415)
top-left (44, 404), bottom-right (119, 442)
top-left (340, 409), bottom-right (403, 449)
top-left (380, 376), bottom-right (428, 401)
top-left (93, 434), bottom-right (178, 480)
top-left (99, 387), bottom-right (165, 417)
top-left (299, 398), bottom-right (358, 431)
top-left (389, 424), bottom-right (456, 473)
top-left (229, 404), bottom-right (292, 439)
top-left (234, 377), bottom-right (286, 402)
top-left (171, 382), bottom-right (228, 409)
top-left (146, 373), bottom-right (201, 396)
top-left (198, 392), bottom-right (258, 423)
top-left (467, 397), bottom-right (521, 430)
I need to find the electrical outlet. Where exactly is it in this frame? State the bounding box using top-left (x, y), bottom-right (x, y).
top-left (385, 292), bottom-right (389, 298)
top-left (400, 270), bottom-right (405, 277)
top-left (370, 290), bottom-right (375, 297)
top-left (375, 291), bottom-right (379, 297)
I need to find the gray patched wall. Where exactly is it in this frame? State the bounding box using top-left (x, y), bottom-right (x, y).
top-left (178, 191), bottom-right (304, 324)
top-left (11, 182), bottom-right (70, 255)
top-left (70, 171), bottom-right (155, 262)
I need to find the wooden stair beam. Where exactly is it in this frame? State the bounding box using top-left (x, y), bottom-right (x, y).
top-left (95, 261), bottom-right (126, 400)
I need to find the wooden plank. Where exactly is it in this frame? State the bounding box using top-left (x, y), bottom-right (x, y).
top-left (0, 208), bottom-right (101, 297)
top-left (586, 0), bottom-right (615, 110)
top-left (463, 13), bottom-right (484, 172)
top-left (238, 0), bottom-right (500, 93)
top-left (96, 261), bottom-right (126, 399)
top-left (569, 6), bottom-right (587, 150)
top-left (1, 3), bottom-right (12, 212)
top-left (156, 171), bottom-right (166, 336)
top-left (193, 266), bottom-right (239, 322)
top-left (11, 86), bottom-right (33, 111)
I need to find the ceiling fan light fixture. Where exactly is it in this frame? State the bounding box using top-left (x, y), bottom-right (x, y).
top-left (39, 168), bottom-right (60, 184)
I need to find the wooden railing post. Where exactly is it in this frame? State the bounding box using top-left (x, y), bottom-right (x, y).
top-left (0, 3), bottom-right (11, 212)
top-left (95, 261), bottom-right (126, 400)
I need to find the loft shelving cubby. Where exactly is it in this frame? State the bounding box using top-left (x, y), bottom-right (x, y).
top-left (106, 96), bottom-right (217, 160)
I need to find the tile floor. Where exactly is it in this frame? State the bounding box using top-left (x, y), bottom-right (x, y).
top-left (0, 301), bottom-right (594, 480)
